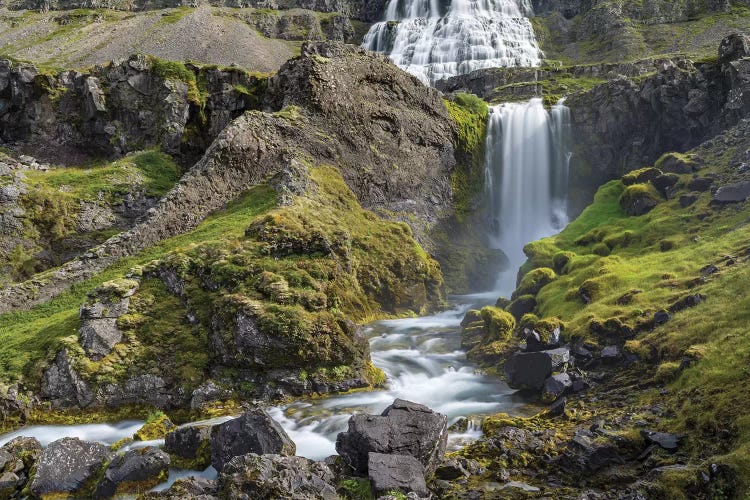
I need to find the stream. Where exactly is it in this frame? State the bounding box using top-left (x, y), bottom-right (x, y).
top-left (0, 293), bottom-right (533, 492)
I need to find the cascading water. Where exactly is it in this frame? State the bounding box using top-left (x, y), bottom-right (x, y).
top-left (363, 0), bottom-right (542, 84)
top-left (485, 97), bottom-right (572, 294)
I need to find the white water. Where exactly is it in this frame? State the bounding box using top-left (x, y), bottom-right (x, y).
top-left (270, 298), bottom-right (531, 460)
top-left (363, 0), bottom-right (542, 84)
top-left (486, 98), bottom-right (572, 294)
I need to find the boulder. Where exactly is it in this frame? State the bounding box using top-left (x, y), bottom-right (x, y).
top-left (652, 173), bottom-right (680, 198)
top-left (41, 349), bottom-right (95, 408)
top-left (219, 453), bottom-right (337, 500)
top-left (641, 430), bottom-right (683, 451)
top-left (713, 181), bottom-right (750, 203)
top-left (165, 424), bottom-right (213, 468)
top-left (210, 409), bottom-right (295, 472)
top-left (141, 476), bottom-right (219, 499)
top-left (600, 345), bottom-right (622, 361)
top-left (94, 447), bottom-right (170, 498)
top-left (679, 193), bottom-right (699, 207)
top-left (653, 310), bottom-right (672, 325)
top-left (505, 349), bottom-right (572, 391)
top-left (557, 430), bottom-right (625, 474)
top-left (367, 452), bottom-right (428, 497)
top-left (78, 279), bottom-right (138, 361)
top-left (669, 294), bottom-right (706, 314)
top-left (30, 437), bottom-right (112, 498)
top-left (542, 373), bottom-right (573, 402)
top-left (548, 397), bottom-right (567, 417)
top-left (688, 176), bottom-right (714, 192)
top-left (335, 399), bottom-right (448, 475)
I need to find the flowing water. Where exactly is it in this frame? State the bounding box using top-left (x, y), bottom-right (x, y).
top-left (363, 0), bottom-right (542, 84)
top-left (485, 98), bottom-right (572, 294)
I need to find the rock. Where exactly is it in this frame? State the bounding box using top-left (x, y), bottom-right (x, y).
top-left (367, 452), bottom-right (428, 497)
top-left (335, 399), bottom-right (448, 475)
top-left (653, 310), bottom-right (672, 325)
top-left (165, 424), bottom-right (213, 468)
top-left (219, 453), bottom-right (337, 500)
top-left (713, 181), bottom-right (750, 203)
top-left (557, 431), bottom-right (625, 474)
top-left (719, 33), bottom-right (750, 65)
top-left (525, 327), bottom-right (561, 352)
top-left (434, 458), bottom-right (471, 480)
top-left (94, 447), bottom-right (170, 498)
top-left (41, 349), bottom-right (95, 408)
top-left (548, 397), bottom-right (567, 417)
top-left (701, 264), bottom-right (720, 275)
top-left (621, 188), bottom-right (660, 216)
top-left (507, 295), bottom-right (537, 320)
top-left (78, 280), bottom-right (138, 361)
top-left (641, 430), bottom-right (683, 451)
top-left (669, 294), bottom-right (706, 314)
top-left (190, 381), bottom-right (232, 410)
top-left (600, 345), bottom-right (621, 361)
top-left (542, 373), bottom-right (573, 401)
top-left (142, 476), bottom-right (219, 499)
top-left (210, 409), bottom-right (295, 472)
top-left (505, 348), bottom-right (571, 391)
top-left (652, 173), bottom-right (680, 198)
top-left (679, 193), bottom-right (699, 207)
top-left (688, 176), bottom-right (714, 192)
top-left (30, 437), bottom-right (112, 498)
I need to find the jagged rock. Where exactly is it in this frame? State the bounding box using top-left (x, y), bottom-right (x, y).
top-left (641, 430), bottom-right (683, 451)
top-left (367, 452), bottom-right (429, 497)
top-left (41, 349), bottom-right (95, 408)
top-left (335, 399), bottom-right (448, 475)
top-left (504, 348), bottom-right (570, 391)
top-left (30, 438), bottom-right (112, 498)
top-left (525, 327), bottom-right (561, 352)
top-left (164, 423), bottom-right (213, 467)
top-left (210, 409), bottom-right (295, 472)
top-left (719, 33), bottom-right (750, 65)
top-left (94, 447), bottom-right (170, 498)
top-left (78, 279), bottom-right (138, 360)
top-left (543, 373), bottom-right (573, 401)
top-left (713, 181), bottom-right (750, 203)
top-left (219, 453), bottom-right (337, 500)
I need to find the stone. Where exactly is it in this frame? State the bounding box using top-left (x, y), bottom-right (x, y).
top-left (367, 453), bottom-right (429, 497)
top-left (679, 193), bottom-right (699, 207)
top-left (669, 294), bottom-right (706, 314)
top-left (335, 399), bottom-right (448, 475)
top-left (548, 397), bottom-right (567, 417)
top-left (165, 424), bottom-right (213, 466)
top-left (713, 181), bottom-right (750, 203)
top-left (641, 430), bottom-right (683, 451)
top-left (190, 381), bottom-right (232, 410)
top-left (688, 176), bottom-right (714, 192)
top-left (41, 349), bottom-right (95, 409)
top-left (652, 173), bottom-right (680, 198)
top-left (434, 458), bottom-right (471, 480)
top-left (210, 409), bottom-right (295, 472)
top-left (505, 352), bottom-right (551, 391)
top-left (653, 310), bottom-right (672, 325)
top-left (600, 345), bottom-right (621, 360)
top-left (94, 447), bottom-right (170, 498)
top-left (30, 437), bottom-right (112, 498)
top-left (719, 33), bottom-right (750, 65)
top-left (542, 373), bottom-right (573, 401)
top-left (141, 476), bottom-right (219, 499)
top-left (219, 453), bottom-right (337, 500)
top-left (77, 281), bottom-right (138, 361)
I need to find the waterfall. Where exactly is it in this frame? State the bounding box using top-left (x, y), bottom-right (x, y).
top-left (363, 0), bottom-right (542, 84)
top-left (485, 98), bottom-right (572, 294)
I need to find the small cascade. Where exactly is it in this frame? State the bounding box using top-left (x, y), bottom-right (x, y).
top-left (485, 98), bottom-right (572, 294)
top-left (363, 0), bottom-right (542, 84)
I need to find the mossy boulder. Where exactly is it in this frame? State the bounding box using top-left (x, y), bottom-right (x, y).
top-left (133, 412), bottom-right (175, 441)
top-left (479, 306), bottom-right (516, 341)
top-left (552, 251), bottom-right (575, 274)
top-left (507, 295), bottom-right (537, 320)
top-left (655, 152), bottom-right (702, 174)
top-left (622, 167), bottom-right (662, 186)
top-left (512, 268), bottom-right (557, 299)
top-left (619, 183), bottom-right (661, 216)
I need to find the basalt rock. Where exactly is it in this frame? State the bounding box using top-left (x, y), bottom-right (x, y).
top-left (367, 452), bottom-right (429, 497)
top-left (94, 447), bottom-right (170, 498)
top-left (164, 423), bottom-right (213, 468)
top-left (335, 399), bottom-right (448, 476)
top-left (504, 349), bottom-right (570, 392)
top-left (713, 181), bottom-right (750, 203)
top-left (30, 438), bottom-right (112, 498)
top-left (210, 409), bottom-right (296, 472)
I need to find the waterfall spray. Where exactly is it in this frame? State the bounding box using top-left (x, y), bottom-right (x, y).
top-left (362, 0), bottom-right (542, 84)
top-left (485, 98), bottom-right (572, 294)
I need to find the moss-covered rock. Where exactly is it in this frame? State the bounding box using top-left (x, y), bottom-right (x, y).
top-left (619, 183), bottom-right (661, 216)
top-left (507, 295), bottom-right (537, 320)
top-left (479, 306), bottom-right (515, 341)
top-left (513, 268), bottom-right (557, 299)
top-left (133, 412), bottom-right (175, 441)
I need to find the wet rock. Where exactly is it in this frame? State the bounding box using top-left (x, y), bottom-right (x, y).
top-left (641, 430), bottom-right (683, 451)
top-left (368, 452), bottom-right (428, 497)
top-left (219, 453), bottom-right (337, 500)
top-left (165, 424), bottom-right (213, 467)
top-left (210, 409), bottom-right (295, 472)
top-left (713, 181), bottom-right (750, 203)
top-left (30, 437), bottom-right (112, 498)
top-left (94, 447), bottom-right (170, 498)
top-left (542, 373), bottom-right (573, 402)
top-left (505, 348), bottom-right (570, 391)
top-left (335, 399), bottom-right (448, 475)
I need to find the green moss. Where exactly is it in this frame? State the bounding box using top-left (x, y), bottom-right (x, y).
top-left (514, 267), bottom-right (557, 298)
top-left (479, 306), bottom-right (515, 341)
top-left (339, 478), bottom-right (374, 500)
top-left (133, 411), bottom-right (174, 440)
top-left (619, 183), bottom-right (662, 215)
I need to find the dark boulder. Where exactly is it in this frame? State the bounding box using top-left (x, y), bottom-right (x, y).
top-left (548, 397), bottom-right (567, 417)
top-left (669, 294), bottom-right (706, 314)
top-left (542, 373), bottom-right (573, 402)
top-left (652, 173), bottom-right (680, 198)
top-left (219, 453), bottom-right (337, 500)
top-left (713, 181), bottom-right (750, 203)
top-left (164, 423), bottom-right (213, 468)
top-left (367, 452), bottom-right (428, 497)
top-left (335, 399), bottom-right (448, 475)
top-left (653, 310), bottom-right (672, 325)
top-left (557, 430), bottom-right (625, 474)
top-left (210, 409), bottom-right (295, 472)
top-left (600, 345), bottom-right (622, 361)
top-left (679, 193), bottom-right (700, 207)
top-left (30, 437), bottom-right (112, 498)
top-left (688, 176), bottom-right (714, 192)
top-left (507, 295), bottom-right (537, 320)
top-left (504, 348), bottom-right (569, 391)
top-left (434, 458), bottom-right (478, 480)
top-left (94, 447), bottom-right (170, 498)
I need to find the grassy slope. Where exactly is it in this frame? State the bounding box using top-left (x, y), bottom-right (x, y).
top-left (533, 4), bottom-right (750, 65)
top-left (509, 128), bottom-right (750, 492)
